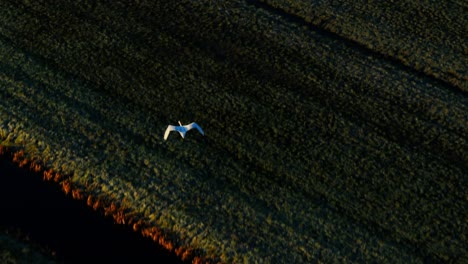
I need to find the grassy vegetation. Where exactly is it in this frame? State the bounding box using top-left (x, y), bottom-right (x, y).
top-left (252, 0), bottom-right (468, 92)
top-left (0, 0), bottom-right (466, 262)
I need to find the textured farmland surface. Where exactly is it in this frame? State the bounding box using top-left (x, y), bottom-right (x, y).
top-left (252, 0), bottom-right (468, 92)
top-left (0, 0), bottom-right (466, 263)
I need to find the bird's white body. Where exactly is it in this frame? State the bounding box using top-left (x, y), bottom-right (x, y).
top-left (164, 121), bottom-right (205, 140)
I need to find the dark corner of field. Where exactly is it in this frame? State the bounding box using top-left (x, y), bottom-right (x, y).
top-left (0, 154), bottom-right (186, 264)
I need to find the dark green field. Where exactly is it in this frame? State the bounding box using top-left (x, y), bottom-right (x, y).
top-left (0, 0), bottom-right (466, 262)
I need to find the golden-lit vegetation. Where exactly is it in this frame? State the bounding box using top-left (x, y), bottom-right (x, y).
top-left (0, 0), bottom-right (466, 262)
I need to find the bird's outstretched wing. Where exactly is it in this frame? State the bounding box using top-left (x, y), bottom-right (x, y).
top-left (164, 125), bottom-right (176, 140)
top-left (185, 122), bottom-right (205, 135)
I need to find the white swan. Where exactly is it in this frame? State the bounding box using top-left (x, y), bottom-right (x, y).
top-left (164, 121), bottom-right (205, 140)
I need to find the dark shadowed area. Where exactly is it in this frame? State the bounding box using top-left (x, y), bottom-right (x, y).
top-left (0, 154), bottom-right (184, 264)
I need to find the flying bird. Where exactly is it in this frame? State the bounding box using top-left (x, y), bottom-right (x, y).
top-left (164, 121), bottom-right (205, 140)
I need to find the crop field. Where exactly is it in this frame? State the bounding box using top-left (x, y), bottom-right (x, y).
top-left (252, 0), bottom-right (467, 91)
top-left (0, 0), bottom-right (466, 263)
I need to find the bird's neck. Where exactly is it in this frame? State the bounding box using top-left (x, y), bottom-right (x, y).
top-left (178, 121), bottom-right (182, 126)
